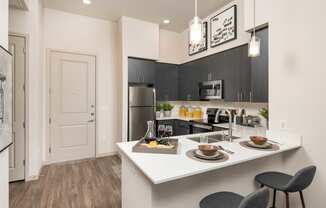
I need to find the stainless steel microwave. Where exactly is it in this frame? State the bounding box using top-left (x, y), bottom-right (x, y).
top-left (198, 80), bottom-right (223, 100)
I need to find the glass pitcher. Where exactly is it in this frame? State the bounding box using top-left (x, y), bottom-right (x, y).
top-left (144, 120), bottom-right (157, 143)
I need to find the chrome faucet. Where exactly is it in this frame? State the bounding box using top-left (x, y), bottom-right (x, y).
top-left (215, 109), bottom-right (233, 142)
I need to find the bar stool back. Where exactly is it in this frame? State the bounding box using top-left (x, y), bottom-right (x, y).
top-left (255, 166), bottom-right (316, 208)
top-left (239, 188), bottom-right (270, 208)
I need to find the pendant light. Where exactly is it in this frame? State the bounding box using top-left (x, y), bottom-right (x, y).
top-left (248, 0), bottom-right (261, 57)
top-left (189, 0), bottom-right (203, 45)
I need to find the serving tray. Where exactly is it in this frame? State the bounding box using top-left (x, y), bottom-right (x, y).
top-left (132, 138), bottom-right (179, 155)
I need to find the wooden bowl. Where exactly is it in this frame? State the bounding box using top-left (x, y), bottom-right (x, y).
top-left (250, 136), bottom-right (268, 145)
top-left (198, 145), bottom-right (218, 156)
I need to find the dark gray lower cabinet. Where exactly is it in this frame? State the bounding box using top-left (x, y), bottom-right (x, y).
top-left (155, 63), bottom-right (179, 101)
top-left (156, 119), bottom-right (190, 136)
top-left (174, 120), bottom-right (190, 136)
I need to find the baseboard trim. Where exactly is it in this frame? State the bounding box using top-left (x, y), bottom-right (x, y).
top-left (96, 152), bottom-right (118, 158)
top-left (25, 174), bottom-right (39, 181)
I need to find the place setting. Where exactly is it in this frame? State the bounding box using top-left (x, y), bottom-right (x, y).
top-left (186, 144), bottom-right (230, 163)
top-left (239, 136), bottom-right (280, 151)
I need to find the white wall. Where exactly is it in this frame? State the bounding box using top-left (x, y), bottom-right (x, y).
top-left (243, 0), bottom-right (270, 31)
top-left (9, 0), bottom-right (44, 179)
top-left (43, 9), bottom-right (121, 158)
top-left (180, 0), bottom-right (250, 63)
top-left (158, 29), bottom-right (183, 64)
top-left (0, 0), bottom-right (9, 207)
top-left (268, 0), bottom-right (326, 206)
top-left (119, 17), bottom-right (160, 141)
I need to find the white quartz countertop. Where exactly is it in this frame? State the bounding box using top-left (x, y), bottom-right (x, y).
top-left (117, 131), bottom-right (302, 185)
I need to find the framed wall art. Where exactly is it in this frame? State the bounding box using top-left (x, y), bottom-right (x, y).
top-left (210, 5), bottom-right (237, 47)
top-left (0, 45), bottom-right (13, 153)
top-left (189, 22), bottom-right (208, 56)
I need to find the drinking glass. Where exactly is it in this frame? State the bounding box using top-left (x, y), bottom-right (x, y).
top-left (200, 136), bottom-right (209, 144)
top-left (158, 125), bottom-right (166, 138)
top-left (165, 125), bottom-right (173, 137)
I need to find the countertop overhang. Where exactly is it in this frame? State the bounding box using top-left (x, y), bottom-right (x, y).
top-left (117, 130), bottom-right (302, 185)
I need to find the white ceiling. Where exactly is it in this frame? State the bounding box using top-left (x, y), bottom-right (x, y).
top-left (43, 0), bottom-right (232, 32)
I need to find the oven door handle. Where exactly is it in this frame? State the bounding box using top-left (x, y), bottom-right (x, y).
top-left (192, 124), bottom-right (213, 131)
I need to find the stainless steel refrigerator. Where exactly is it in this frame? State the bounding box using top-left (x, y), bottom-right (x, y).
top-left (128, 85), bottom-right (155, 141)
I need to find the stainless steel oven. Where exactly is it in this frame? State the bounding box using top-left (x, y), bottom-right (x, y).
top-left (198, 80), bottom-right (223, 100)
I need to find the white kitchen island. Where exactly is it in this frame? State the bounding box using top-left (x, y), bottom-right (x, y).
top-left (117, 130), bottom-right (302, 208)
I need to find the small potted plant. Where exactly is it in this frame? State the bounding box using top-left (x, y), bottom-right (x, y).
top-left (162, 103), bottom-right (174, 117)
top-left (156, 104), bottom-right (163, 118)
top-left (259, 108), bottom-right (269, 129)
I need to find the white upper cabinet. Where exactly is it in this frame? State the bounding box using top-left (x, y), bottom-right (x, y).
top-left (9, 0), bottom-right (29, 10)
top-left (244, 0), bottom-right (270, 31)
top-left (120, 16), bottom-right (159, 60)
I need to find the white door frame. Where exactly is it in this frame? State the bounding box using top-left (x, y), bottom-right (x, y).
top-left (8, 32), bottom-right (29, 181)
top-left (45, 49), bottom-right (97, 164)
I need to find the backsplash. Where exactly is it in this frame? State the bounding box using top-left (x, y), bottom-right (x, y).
top-left (158, 101), bottom-right (269, 127)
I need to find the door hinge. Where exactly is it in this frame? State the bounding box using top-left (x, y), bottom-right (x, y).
top-left (49, 147), bottom-right (52, 154)
top-left (22, 122), bottom-right (25, 128)
top-left (23, 160), bottom-right (25, 166)
top-left (49, 118), bottom-right (51, 124)
top-left (22, 84), bottom-right (25, 91)
top-left (22, 47), bottom-right (26, 54)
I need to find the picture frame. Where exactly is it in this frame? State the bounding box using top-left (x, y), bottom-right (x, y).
top-left (0, 45), bottom-right (13, 153)
top-left (188, 22), bottom-right (208, 56)
top-left (210, 5), bottom-right (237, 48)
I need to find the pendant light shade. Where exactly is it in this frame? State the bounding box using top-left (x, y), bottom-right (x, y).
top-left (248, 35), bottom-right (261, 57)
top-left (189, 0), bottom-right (202, 45)
top-left (248, 0), bottom-right (260, 57)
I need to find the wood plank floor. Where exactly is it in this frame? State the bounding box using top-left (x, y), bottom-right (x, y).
top-left (10, 156), bottom-right (121, 208)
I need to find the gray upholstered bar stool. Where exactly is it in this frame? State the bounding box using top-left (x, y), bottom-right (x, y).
top-left (199, 188), bottom-right (269, 208)
top-left (255, 166), bottom-right (316, 208)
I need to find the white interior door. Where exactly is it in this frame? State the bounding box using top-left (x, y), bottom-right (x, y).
top-left (9, 35), bottom-right (26, 181)
top-left (49, 51), bottom-right (96, 163)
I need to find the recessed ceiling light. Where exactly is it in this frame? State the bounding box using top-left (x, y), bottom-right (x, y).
top-left (83, 0), bottom-right (92, 5)
top-left (163, 19), bottom-right (171, 24)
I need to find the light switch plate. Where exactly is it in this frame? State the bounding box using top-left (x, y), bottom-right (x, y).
top-left (280, 120), bottom-right (288, 130)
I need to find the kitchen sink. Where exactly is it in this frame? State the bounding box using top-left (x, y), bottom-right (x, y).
top-left (187, 134), bottom-right (240, 143)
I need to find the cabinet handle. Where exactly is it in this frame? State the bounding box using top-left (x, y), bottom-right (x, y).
top-left (240, 92), bottom-right (243, 102)
top-left (250, 91), bottom-right (253, 103)
top-left (237, 92), bottom-right (240, 102)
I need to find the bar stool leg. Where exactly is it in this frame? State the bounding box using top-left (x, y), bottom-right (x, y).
top-left (299, 191), bottom-right (306, 208)
top-left (271, 189), bottom-right (277, 208)
top-left (284, 192), bottom-right (290, 208)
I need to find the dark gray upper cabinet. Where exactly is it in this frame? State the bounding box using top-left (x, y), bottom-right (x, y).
top-left (155, 63), bottom-right (179, 101)
top-left (250, 28), bottom-right (269, 103)
top-left (234, 45), bottom-right (251, 102)
top-left (128, 29), bottom-right (268, 103)
top-left (128, 57), bottom-right (156, 84)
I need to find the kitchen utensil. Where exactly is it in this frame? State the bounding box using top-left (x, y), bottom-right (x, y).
top-left (218, 145), bottom-right (235, 154)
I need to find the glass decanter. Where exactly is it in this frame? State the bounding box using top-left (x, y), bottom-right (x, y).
top-left (144, 120), bottom-right (157, 143)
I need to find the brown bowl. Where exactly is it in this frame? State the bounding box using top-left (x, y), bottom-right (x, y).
top-left (198, 145), bottom-right (218, 156)
top-left (250, 136), bottom-right (268, 145)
